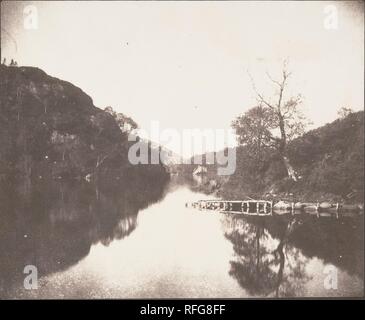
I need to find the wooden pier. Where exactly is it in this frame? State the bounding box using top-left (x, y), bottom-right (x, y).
top-left (187, 199), bottom-right (363, 218)
top-left (188, 200), bottom-right (273, 216)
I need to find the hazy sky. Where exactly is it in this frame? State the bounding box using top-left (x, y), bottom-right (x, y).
top-left (1, 1), bottom-right (364, 157)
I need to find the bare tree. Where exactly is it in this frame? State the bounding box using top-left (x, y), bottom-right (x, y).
top-left (246, 61), bottom-right (308, 181)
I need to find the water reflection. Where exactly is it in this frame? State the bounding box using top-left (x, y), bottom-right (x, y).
top-left (0, 175), bottom-right (169, 298)
top-left (223, 214), bottom-right (364, 297)
top-left (0, 180), bottom-right (363, 298)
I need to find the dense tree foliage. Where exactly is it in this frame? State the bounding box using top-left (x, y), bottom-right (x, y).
top-left (223, 111), bottom-right (364, 202)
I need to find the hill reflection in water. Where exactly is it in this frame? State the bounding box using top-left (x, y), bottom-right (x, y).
top-left (0, 175), bottom-right (169, 297)
top-left (0, 180), bottom-right (363, 298)
top-left (223, 213), bottom-right (364, 297)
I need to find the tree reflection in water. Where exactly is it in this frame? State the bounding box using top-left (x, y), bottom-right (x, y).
top-left (223, 214), bottom-right (364, 297)
top-left (0, 175), bottom-right (169, 298)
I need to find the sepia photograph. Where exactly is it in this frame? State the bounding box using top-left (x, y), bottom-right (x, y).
top-left (0, 0), bottom-right (364, 302)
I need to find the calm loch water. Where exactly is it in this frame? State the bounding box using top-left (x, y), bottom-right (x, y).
top-left (0, 181), bottom-right (363, 298)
